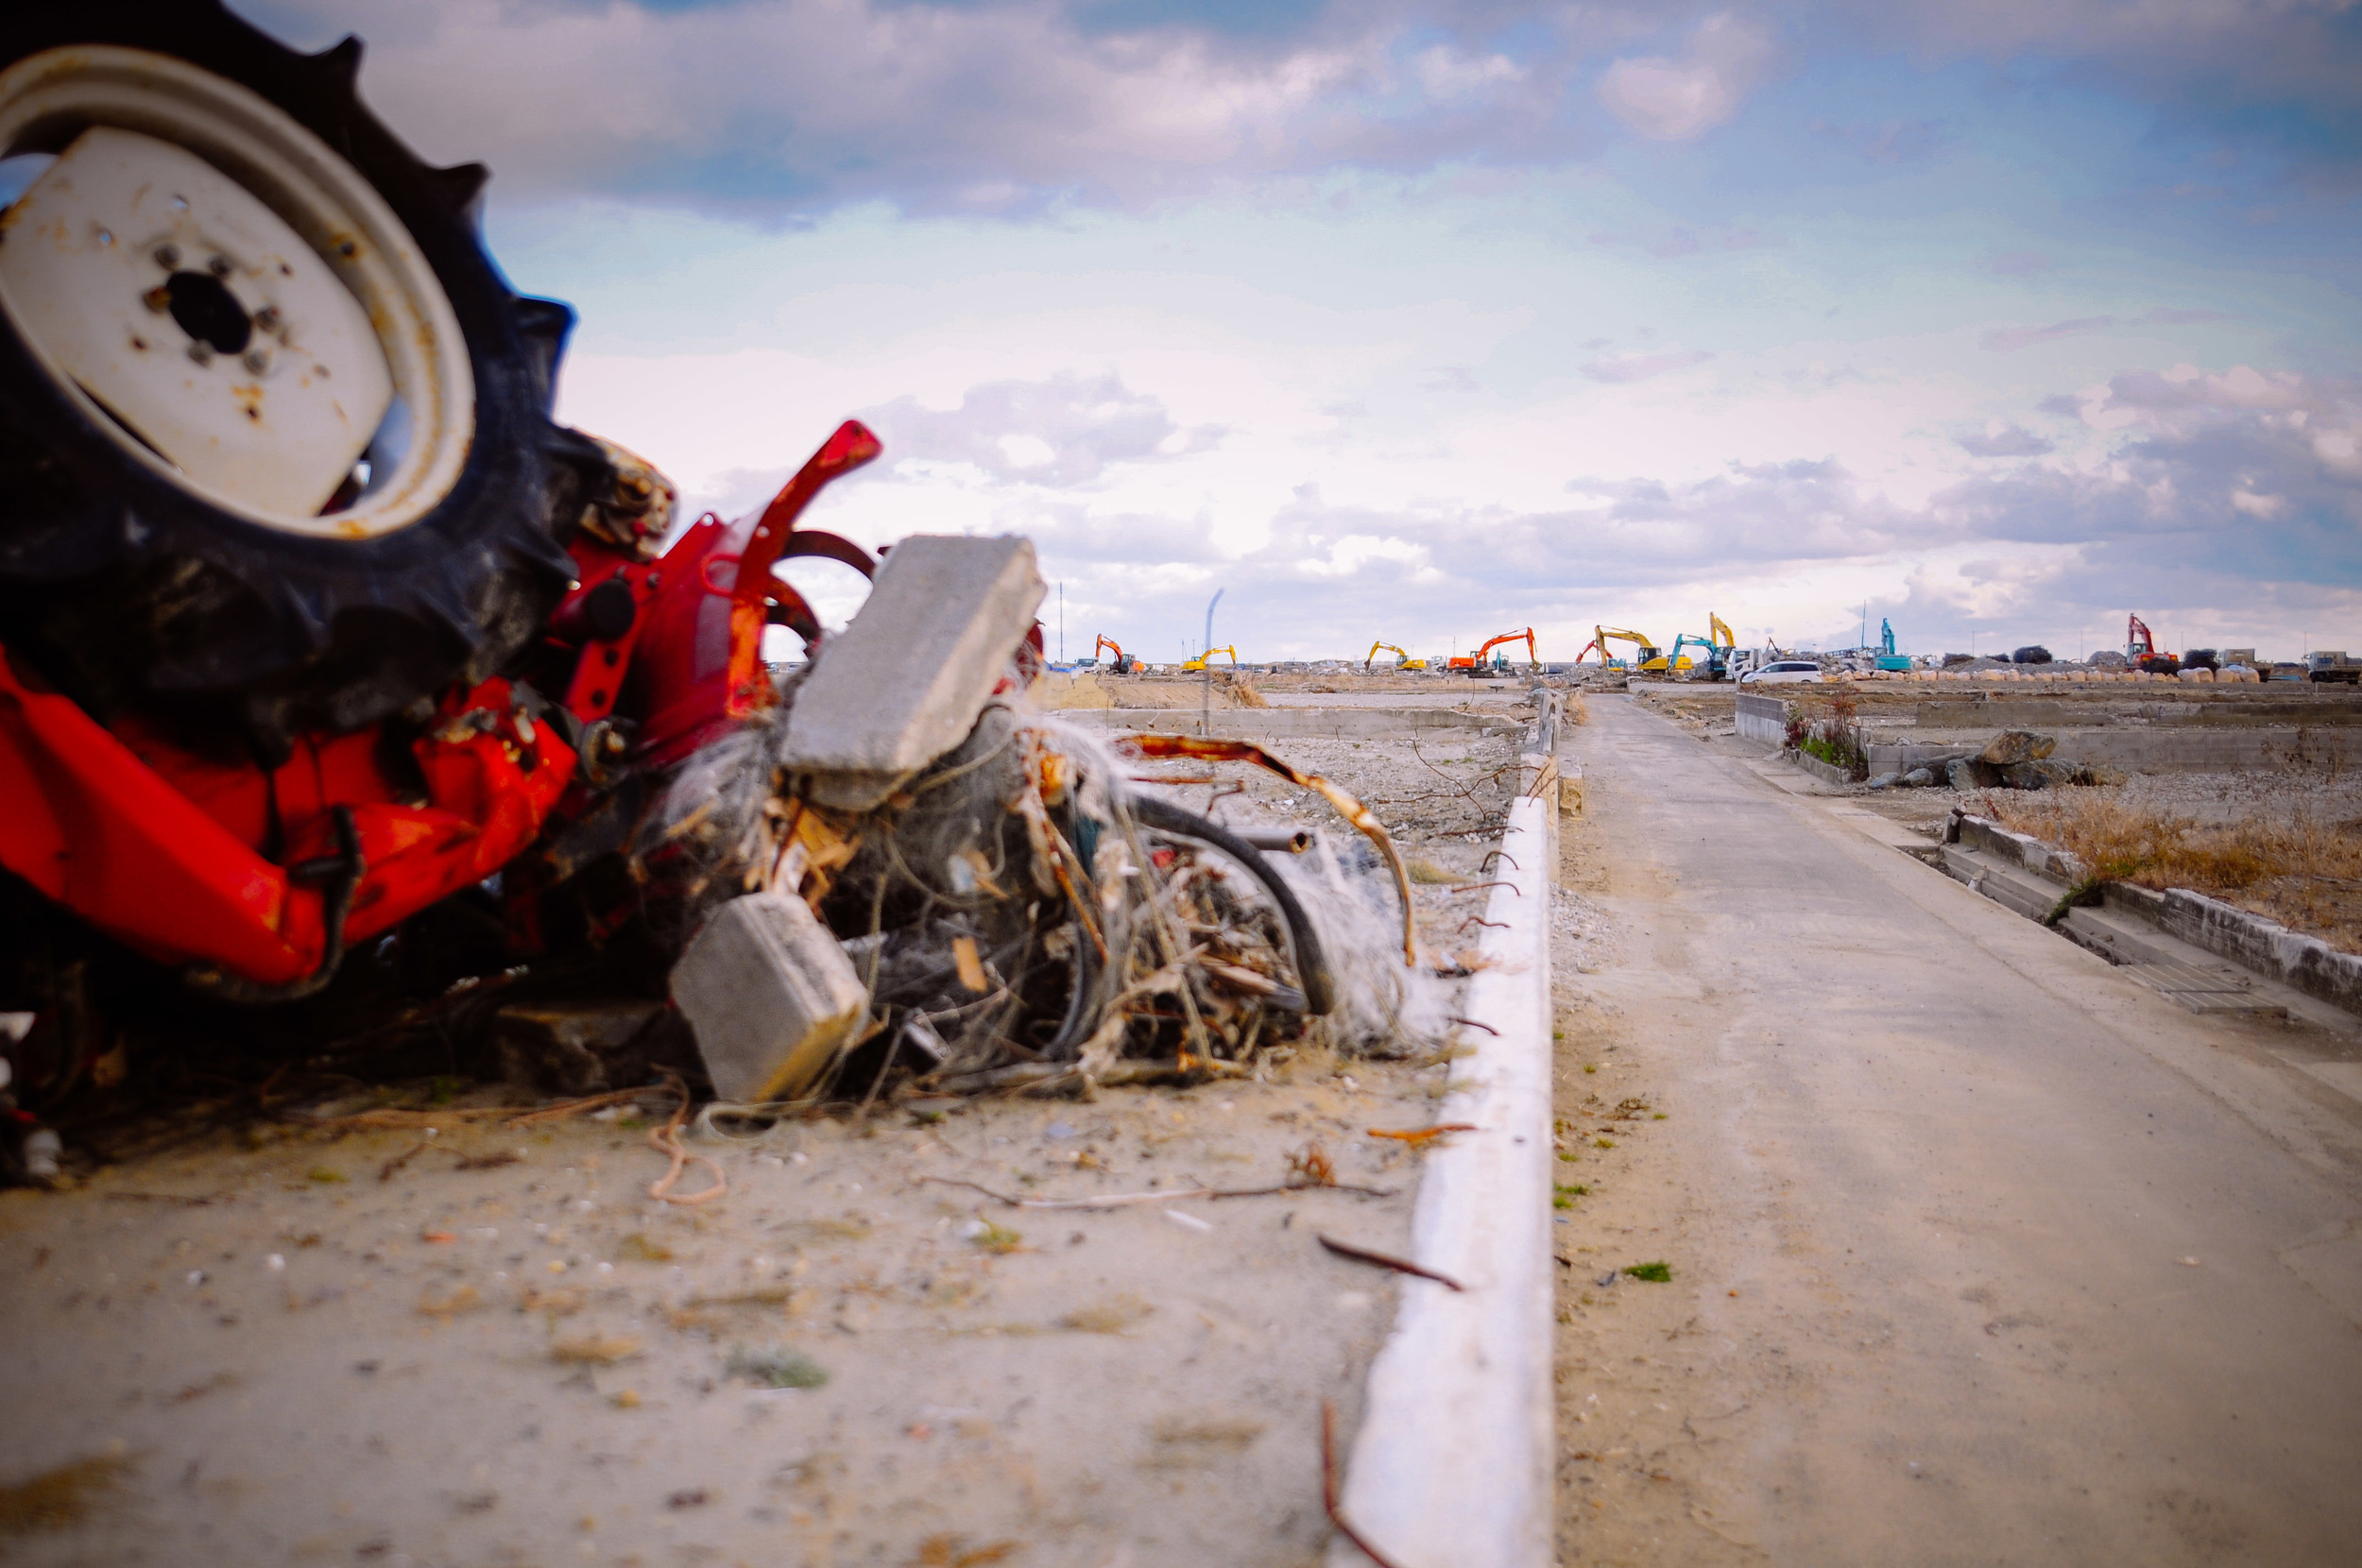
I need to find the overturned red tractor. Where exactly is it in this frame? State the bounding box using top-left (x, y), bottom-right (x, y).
top-left (0, 4), bottom-right (900, 1165)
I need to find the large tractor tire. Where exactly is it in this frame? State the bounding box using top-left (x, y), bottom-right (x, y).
top-left (0, 2), bottom-right (606, 756)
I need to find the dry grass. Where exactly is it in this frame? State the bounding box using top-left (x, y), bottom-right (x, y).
top-left (0, 1452), bottom-right (135, 1535)
top-left (549, 1334), bottom-right (642, 1365)
top-left (1227, 673), bottom-right (1271, 708)
top-left (1566, 691), bottom-right (1589, 726)
top-left (1991, 792), bottom-right (2362, 951)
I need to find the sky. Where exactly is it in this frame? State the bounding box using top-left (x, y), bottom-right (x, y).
top-left (236, 0), bottom-right (2362, 664)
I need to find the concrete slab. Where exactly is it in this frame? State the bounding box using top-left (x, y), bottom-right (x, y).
top-left (780, 534), bottom-right (1045, 810)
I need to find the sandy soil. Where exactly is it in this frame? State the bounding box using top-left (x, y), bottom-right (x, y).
top-left (0, 725), bottom-right (1530, 1567)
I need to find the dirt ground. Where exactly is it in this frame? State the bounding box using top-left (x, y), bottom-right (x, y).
top-left (0, 721), bottom-right (1529, 1568)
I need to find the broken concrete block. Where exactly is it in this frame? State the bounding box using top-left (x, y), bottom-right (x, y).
top-left (671, 893), bottom-right (870, 1103)
top-left (780, 535), bottom-right (1046, 811)
top-left (1977, 729), bottom-right (2057, 765)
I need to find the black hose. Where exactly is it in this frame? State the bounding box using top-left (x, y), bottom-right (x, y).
top-left (185, 807), bottom-right (363, 1005)
top-left (1123, 795), bottom-right (1335, 1016)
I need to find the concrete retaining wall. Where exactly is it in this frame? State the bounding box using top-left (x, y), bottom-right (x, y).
top-left (1790, 749), bottom-right (1858, 787)
top-left (1073, 707), bottom-right (1520, 741)
top-left (2051, 728), bottom-right (2362, 771)
top-left (1869, 726), bottom-right (2362, 775)
top-left (1735, 692), bottom-right (1789, 745)
top-left (1955, 814), bottom-right (2362, 1015)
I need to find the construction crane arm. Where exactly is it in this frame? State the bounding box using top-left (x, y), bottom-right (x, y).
top-left (1709, 613), bottom-right (1735, 651)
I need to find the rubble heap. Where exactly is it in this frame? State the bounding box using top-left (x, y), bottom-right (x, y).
top-left (638, 537), bottom-right (1441, 1107)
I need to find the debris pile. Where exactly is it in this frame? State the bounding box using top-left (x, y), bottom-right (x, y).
top-left (640, 536), bottom-right (1442, 1108)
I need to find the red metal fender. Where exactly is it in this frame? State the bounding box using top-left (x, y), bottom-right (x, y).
top-left (0, 652), bottom-right (574, 986)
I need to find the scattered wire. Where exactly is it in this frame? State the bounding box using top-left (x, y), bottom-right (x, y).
top-left (645, 1071), bottom-right (727, 1206)
top-left (1323, 1400), bottom-right (1407, 1568)
top-left (1316, 1233), bottom-right (1465, 1291)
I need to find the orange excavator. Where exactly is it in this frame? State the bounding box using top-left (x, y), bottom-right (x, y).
top-left (1448, 628), bottom-right (1539, 673)
top-left (2127, 614), bottom-right (2180, 674)
top-left (1092, 634), bottom-right (1139, 674)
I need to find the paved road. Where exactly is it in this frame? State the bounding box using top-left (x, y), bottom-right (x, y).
top-left (1554, 696), bottom-right (2362, 1566)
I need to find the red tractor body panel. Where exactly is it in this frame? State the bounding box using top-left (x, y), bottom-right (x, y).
top-left (0, 420), bottom-right (881, 990)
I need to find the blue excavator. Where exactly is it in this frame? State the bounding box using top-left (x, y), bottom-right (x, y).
top-left (1876, 618), bottom-right (1911, 672)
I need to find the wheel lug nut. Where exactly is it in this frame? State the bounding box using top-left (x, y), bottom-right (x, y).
top-left (152, 243), bottom-right (180, 269)
top-left (207, 254), bottom-right (232, 277)
top-left (242, 349), bottom-right (270, 373)
top-left (254, 305), bottom-right (281, 332)
top-left (187, 341), bottom-right (214, 366)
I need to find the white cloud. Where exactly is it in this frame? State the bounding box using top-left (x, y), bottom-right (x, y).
top-left (1596, 13), bottom-right (1776, 142)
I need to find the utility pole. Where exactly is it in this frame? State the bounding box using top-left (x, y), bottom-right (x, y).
top-left (1201, 588), bottom-right (1224, 738)
top-left (1057, 583), bottom-right (1064, 664)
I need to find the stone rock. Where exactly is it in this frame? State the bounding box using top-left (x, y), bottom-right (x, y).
top-left (1866, 771), bottom-right (1904, 790)
top-left (1977, 729), bottom-right (2057, 766)
top-left (1901, 767), bottom-right (1936, 787)
top-left (1946, 757), bottom-right (1999, 790)
top-left (1999, 760), bottom-right (2049, 790)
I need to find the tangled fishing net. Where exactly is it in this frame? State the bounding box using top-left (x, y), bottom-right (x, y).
top-left (633, 668), bottom-right (1448, 1099)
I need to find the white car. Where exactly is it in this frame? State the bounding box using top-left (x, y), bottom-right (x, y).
top-left (1740, 660), bottom-right (1824, 685)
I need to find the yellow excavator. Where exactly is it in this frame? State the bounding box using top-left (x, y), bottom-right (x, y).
top-left (1364, 640), bottom-right (1427, 671)
top-left (1182, 644), bottom-right (1237, 673)
top-left (1665, 614), bottom-right (1739, 677)
top-left (1576, 625), bottom-right (1664, 671)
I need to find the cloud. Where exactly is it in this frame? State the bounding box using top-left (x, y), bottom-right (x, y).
top-left (1956, 422), bottom-right (2054, 457)
top-left (235, 0), bottom-right (1618, 217)
top-left (1825, 0), bottom-right (2362, 193)
top-left (1981, 315), bottom-right (2116, 352)
top-left (1419, 366), bottom-right (1482, 393)
top-left (2140, 306), bottom-right (2232, 325)
top-left (1579, 349), bottom-right (1714, 383)
top-left (1597, 12), bottom-right (1777, 142)
top-left (858, 371), bottom-right (1221, 487)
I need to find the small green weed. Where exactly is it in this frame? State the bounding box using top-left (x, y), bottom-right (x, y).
top-left (1552, 1184), bottom-right (1589, 1209)
top-left (1593, 1137), bottom-right (1616, 1150)
top-left (305, 1167), bottom-right (347, 1184)
top-left (726, 1346), bottom-right (828, 1389)
top-left (1625, 1261), bottom-right (1672, 1283)
top-left (1583, 1064), bottom-right (1598, 1075)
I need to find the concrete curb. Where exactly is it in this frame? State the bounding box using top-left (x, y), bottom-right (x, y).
top-left (1326, 795), bottom-right (1556, 1568)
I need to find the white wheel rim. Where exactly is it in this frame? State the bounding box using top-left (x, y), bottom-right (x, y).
top-left (0, 45), bottom-right (473, 540)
